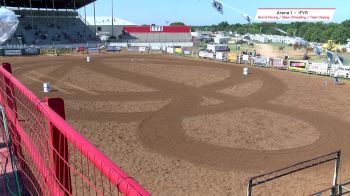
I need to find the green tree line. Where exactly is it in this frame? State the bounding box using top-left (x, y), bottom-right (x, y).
top-left (192, 20), bottom-right (350, 44)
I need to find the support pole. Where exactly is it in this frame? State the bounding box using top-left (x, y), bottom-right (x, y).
top-left (84, 5), bottom-right (87, 25)
top-left (111, 0), bottom-right (114, 36)
top-left (247, 179), bottom-right (252, 196)
top-left (332, 151), bottom-right (341, 196)
top-left (94, 2), bottom-right (97, 34)
top-left (46, 97), bottom-right (72, 195)
top-left (52, 0), bottom-right (56, 28)
top-left (66, 6), bottom-right (68, 29)
top-left (29, 0), bottom-right (34, 33)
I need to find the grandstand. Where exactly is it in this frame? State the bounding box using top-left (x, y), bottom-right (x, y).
top-left (1, 0), bottom-right (98, 45)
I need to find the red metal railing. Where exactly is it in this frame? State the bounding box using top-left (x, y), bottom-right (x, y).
top-left (0, 63), bottom-right (150, 195)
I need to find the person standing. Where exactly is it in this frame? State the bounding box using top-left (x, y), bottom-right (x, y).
top-left (333, 66), bottom-right (340, 85)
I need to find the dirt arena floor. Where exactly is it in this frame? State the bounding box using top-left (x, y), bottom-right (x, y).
top-left (3, 53), bottom-right (350, 195)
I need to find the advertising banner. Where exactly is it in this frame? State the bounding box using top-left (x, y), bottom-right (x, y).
top-left (198, 50), bottom-right (214, 59)
top-left (139, 46), bottom-right (147, 52)
top-left (215, 52), bottom-right (227, 61)
top-left (183, 50), bottom-right (192, 55)
top-left (288, 60), bottom-right (309, 72)
top-left (175, 48), bottom-right (182, 54)
top-left (227, 53), bottom-right (237, 62)
top-left (107, 45), bottom-right (122, 52)
top-left (167, 47), bottom-right (174, 54)
top-left (21, 47), bottom-right (39, 55)
top-left (271, 58), bottom-right (286, 69)
top-left (308, 62), bottom-right (329, 75)
top-left (88, 48), bottom-right (99, 53)
top-left (252, 56), bottom-right (269, 67)
top-left (242, 55), bottom-right (250, 61)
top-left (3, 49), bottom-right (22, 56)
top-left (330, 65), bottom-right (350, 79)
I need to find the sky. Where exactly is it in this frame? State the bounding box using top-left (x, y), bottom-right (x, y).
top-left (78, 0), bottom-right (349, 26)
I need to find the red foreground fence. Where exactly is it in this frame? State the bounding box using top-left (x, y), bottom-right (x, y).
top-left (0, 63), bottom-right (150, 195)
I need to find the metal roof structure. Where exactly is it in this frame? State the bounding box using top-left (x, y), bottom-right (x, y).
top-left (0, 0), bottom-right (95, 10)
top-left (86, 17), bottom-right (136, 26)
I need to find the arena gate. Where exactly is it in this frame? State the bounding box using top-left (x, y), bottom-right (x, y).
top-left (0, 63), bottom-right (150, 195)
top-left (247, 151), bottom-right (341, 196)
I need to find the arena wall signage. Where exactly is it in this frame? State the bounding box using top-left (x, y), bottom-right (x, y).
top-left (308, 62), bottom-right (329, 75)
top-left (227, 53), bottom-right (238, 62)
top-left (175, 48), bottom-right (182, 55)
top-left (23, 47), bottom-right (39, 55)
top-left (2, 49), bottom-right (22, 56)
top-left (106, 45), bottom-right (122, 52)
top-left (330, 65), bottom-right (350, 79)
top-left (288, 60), bottom-right (308, 72)
top-left (88, 48), bottom-right (99, 53)
top-left (251, 56), bottom-right (268, 67)
top-left (198, 50), bottom-right (214, 59)
top-left (183, 50), bottom-right (192, 55)
top-left (139, 46), bottom-right (147, 53)
top-left (271, 58), bottom-right (285, 69)
top-left (166, 47), bottom-right (174, 54)
top-left (215, 52), bottom-right (228, 61)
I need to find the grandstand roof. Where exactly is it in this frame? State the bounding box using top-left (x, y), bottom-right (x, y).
top-left (86, 17), bottom-right (136, 26)
top-left (0, 0), bottom-right (95, 10)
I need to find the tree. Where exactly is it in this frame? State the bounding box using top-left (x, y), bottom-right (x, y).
top-left (170, 22), bottom-right (185, 26)
top-left (192, 19), bottom-right (350, 43)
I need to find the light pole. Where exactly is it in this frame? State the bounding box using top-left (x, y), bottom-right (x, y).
top-left (94, 2), bottom-right (96, 34)
top-left (111, 0), bottom-right (114, 36)
top-left (260, 27), bottom-right (263, 34)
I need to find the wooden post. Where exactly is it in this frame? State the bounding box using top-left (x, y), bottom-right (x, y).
top-left (46, 97), bottom-right (72, 195)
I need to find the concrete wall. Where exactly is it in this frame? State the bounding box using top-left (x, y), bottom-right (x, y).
top-left (109, 42), bottom-right (194, 47)
top-left (92, 25), bottom-right (125, 36)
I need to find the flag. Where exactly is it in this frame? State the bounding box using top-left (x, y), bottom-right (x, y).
top-left (242, 13), bottom-right (251, 24)
top-left (326, 51), bottom-right (334, 63)
top-left (212, 0), bottom-right (223, 14)
top-left (274, 28), bottom-right (288, 35)
top-left (315, 47), bottom-right (321, 56)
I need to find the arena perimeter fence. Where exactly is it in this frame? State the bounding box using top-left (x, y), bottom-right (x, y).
top-left (0, 63), bottom-right (150, 195)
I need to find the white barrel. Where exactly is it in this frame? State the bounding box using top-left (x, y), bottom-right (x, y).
top-left (43, 82), bottom-right (51, 93)
top-left (87, 56), bottom-right (91, 63)
top-left (243, 67), bottom-right (249, 75)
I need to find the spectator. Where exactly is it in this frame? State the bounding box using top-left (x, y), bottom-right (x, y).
top-left (333, 66), bottom-right (340, 85)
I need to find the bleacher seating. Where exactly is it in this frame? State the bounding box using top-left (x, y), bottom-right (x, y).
top-left (5, 10), bottom-right (97, 45)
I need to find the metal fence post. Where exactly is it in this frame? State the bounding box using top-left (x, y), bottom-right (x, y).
top-left (46, 97), bottom-right (72, 195)
top-left (247, 179), bottom-right (253, 196)
top-left (332, 151), bottom-right (341, 196)
top-left (2, 63), bottom-right (28, 194)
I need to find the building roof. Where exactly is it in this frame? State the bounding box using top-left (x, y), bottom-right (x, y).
top-left (124, 26), bottom-right (191, 33)
top-left (0, 0), bottom-right (95, 10)
top-left (86, 17), bottom-right (136, 26)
